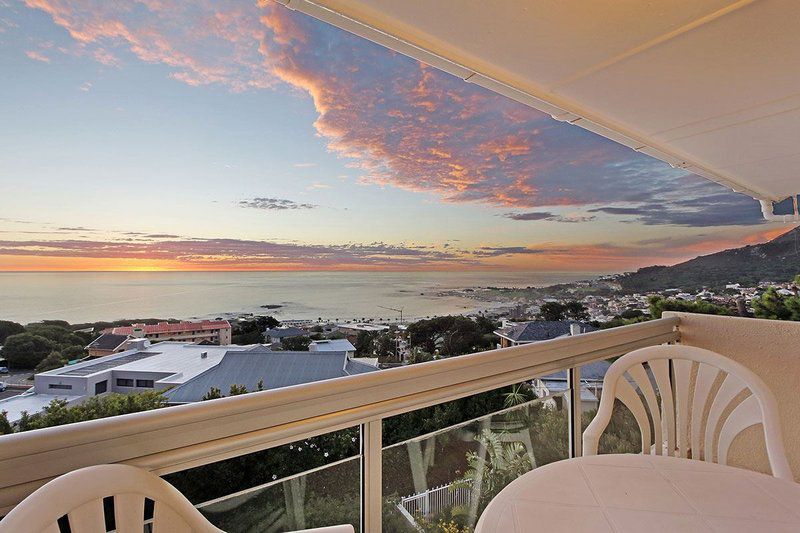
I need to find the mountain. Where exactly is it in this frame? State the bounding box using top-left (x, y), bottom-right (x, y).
top-left (619, 227), bottom-right (800, 292)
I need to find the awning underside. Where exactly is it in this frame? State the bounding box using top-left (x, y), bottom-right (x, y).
top-left (280, 0), bottom-right (800, 204)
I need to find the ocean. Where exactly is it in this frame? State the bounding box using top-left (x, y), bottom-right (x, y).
top-left (0, 271), bottom-right (597, 325)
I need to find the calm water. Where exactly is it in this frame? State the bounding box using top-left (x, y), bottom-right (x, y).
top-left (0, 271), bottom-right (596, 324)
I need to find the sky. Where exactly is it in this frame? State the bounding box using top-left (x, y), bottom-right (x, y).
top-left (0, 0), bottom-right (789, 272)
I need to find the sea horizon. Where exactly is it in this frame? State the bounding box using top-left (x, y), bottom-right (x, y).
top-left (0, 270), bottom-right (603, 325)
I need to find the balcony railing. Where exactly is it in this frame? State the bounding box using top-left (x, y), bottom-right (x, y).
top-left (0, 317), bottom-right (680, 531)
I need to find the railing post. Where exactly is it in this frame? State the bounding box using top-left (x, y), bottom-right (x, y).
top-left (361, 419), bottom-right (382, 533)
top-left (568, 366), bottom-right (582, 458)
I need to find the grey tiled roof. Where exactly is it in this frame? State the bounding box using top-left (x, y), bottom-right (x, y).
top-left (164, 347), bottom-right (378, 403)
top-left (86, 333), bottom-right (130, 351)
top-left (264, 327), bottom-right (306, 339)
top-left (495, 321), bottom-right (597, 343)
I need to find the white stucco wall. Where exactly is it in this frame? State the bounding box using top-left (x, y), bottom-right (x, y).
top-left (665, 312), bottom-right (800, 480)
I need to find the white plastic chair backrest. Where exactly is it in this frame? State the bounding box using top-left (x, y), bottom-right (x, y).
top-left (582, 345), bottom-right (792, 480)
top-left (0, 464), bottom-right (223, 533)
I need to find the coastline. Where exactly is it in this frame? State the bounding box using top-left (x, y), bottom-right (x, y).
top-left (0, 271), bottom-right (603, 325)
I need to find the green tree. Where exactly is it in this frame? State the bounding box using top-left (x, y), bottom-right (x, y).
top-left (229, 384), bottom-right (249, 396)
top-left (0, 321), bottom-right (24, 344)
top-left (202, 387), bottom-right (223, 401)
top-left (407, 347), bottom-right (434, 365)
top-left (454, 429), bottom-right (533, 514)
top-left (281, 336), bottom-right (311, 351)
top-left (0, 412), bottom-right (13, 435)
top-left (354, 330), bottom-right (376, 356)
top-left (752, 287), bottom-right (800, 321)
top-left (232, 330), bottom-right (265, 345)
top-left (538, 302), bottom-right (567, 321)
top-left (61, 345), bottom-right (86, 360)
top-left (2, 333), bottom-right (56, 369)
top-left (255, 316), bottom-right (280, 330)
top-left (407, 316), bottom-right (494, 357)
top-left (16, 391), bottom-right (168, 432)
top-left (35, 351), bottom-right (68, 373)
top-left (564, 301), bottom-right (589, 321)
top-left (373, 332), bottom-right (395, 358)
top-left (648, 296), bottom-right (734, 319)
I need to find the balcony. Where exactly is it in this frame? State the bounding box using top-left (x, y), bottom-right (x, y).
top-left (0, 312), bottom-right (797, 531)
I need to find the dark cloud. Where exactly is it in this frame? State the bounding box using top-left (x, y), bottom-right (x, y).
top-left (503, 212), bottom-right (554, 221)
top-left (0, 237), bottom-right (472, 268)
top-left (56, 226), bottom-right (96, 232)
top-left (586, 188), bottom-right (784, 227)
top-left (239, 198), bottom-right (318, 210)
top-left (588, 207), bottom-right (645, 216)
top-left (503, 212), bottom-right (595, 223)
top-left (474, 246), bottom-right (556, 257)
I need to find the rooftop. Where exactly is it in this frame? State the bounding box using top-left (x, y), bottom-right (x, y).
top-left (103, 320), bottom-right (231, 336)
top-left (85, 333), bottom-right (130, 351)
top-left (0, 391), bottom-right (83, 425)
top-left (495, 321), bottom-right (597, 343)
top-left (264, 326), bottom-right (307, 339)
top-left (337, 323), bottom-right (389, 332)
top-left (309, 339), bottom-right (357, 352)
top-left (163, 347), bottom-right (379, 403)
top-left (41, 342), bottom-right (259, 385)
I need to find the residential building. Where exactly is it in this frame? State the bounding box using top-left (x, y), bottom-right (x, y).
top-left (494, 320), bottom-right (596, 348)
top-left (102, 320), bottom-right (232, 345)
top-left (263, 326), bottom-right (307, 343)
top-left (0, 342), bottom-right (256, 423)
top-left (163, 347), bottom-right (379, 403)
top-left (85, 333), bottom-right (134, 357)
top-left (309, 338), bottom-right (356, 357)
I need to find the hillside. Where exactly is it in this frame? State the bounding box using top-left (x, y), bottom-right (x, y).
top-left (619, 227), bottom-right (800, 292)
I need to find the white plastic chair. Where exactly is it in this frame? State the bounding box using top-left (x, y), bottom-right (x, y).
top-left (582, 344), bottom-right (792, 480)
top-left (0, 464), bottom-right (355, 533)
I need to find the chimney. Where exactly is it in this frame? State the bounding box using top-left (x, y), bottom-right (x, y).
top-left (569, 323), bottom-right (582, 336)
top-left (201, 351), bottom-right (208, 359)
top-left (132, 327), bottom-right (145, 338)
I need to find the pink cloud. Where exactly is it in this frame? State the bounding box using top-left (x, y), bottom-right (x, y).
top-left (25, 50), bottom-right (50, 62)
top-left (23, 1), bottom-right (761, 224)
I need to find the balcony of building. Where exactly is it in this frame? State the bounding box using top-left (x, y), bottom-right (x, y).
top-left (0, 313), bottom-right (799, 531)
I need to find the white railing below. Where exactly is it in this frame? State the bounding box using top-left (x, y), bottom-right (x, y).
top-left (400, 481), bottom-right (472, 523)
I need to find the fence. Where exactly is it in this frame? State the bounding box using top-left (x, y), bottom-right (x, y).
top-left (400, 480), bottom-right (472, 521)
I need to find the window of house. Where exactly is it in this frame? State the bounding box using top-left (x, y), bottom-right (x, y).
top-left (136, 379), bottom-right (154, 388)
top-left (48, 383), bottom-right (72, 390)
top-left (116, 378), bottom-right (134, 387)
top-left (94, 380), bottom-right (108, 394)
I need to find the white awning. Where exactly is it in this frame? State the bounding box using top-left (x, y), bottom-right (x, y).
top-left (278, 0), bottom-right (800, 207)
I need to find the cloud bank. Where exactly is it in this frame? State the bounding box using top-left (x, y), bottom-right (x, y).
top-left (21, 0), bottom-right (767, 230)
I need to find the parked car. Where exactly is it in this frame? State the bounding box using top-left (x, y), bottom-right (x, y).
top-left (0, 367), bottom-right (8, 374)
top-left (0, 382), bottom-right (6, 392)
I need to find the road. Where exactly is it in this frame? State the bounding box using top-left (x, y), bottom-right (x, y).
top-left (0, 389), bottom-right (24, 400)
top-left (0, 370), bottom-right (34, 387)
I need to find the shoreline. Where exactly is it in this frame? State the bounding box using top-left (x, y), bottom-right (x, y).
top-left (0, 271), bottom-right (604, 325)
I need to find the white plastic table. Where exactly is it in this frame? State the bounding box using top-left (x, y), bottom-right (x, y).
top-left (475, 454), bottom-right (800, 533)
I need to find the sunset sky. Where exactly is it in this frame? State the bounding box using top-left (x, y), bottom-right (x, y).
top-left (0, 0), bottom-right (789, 272)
